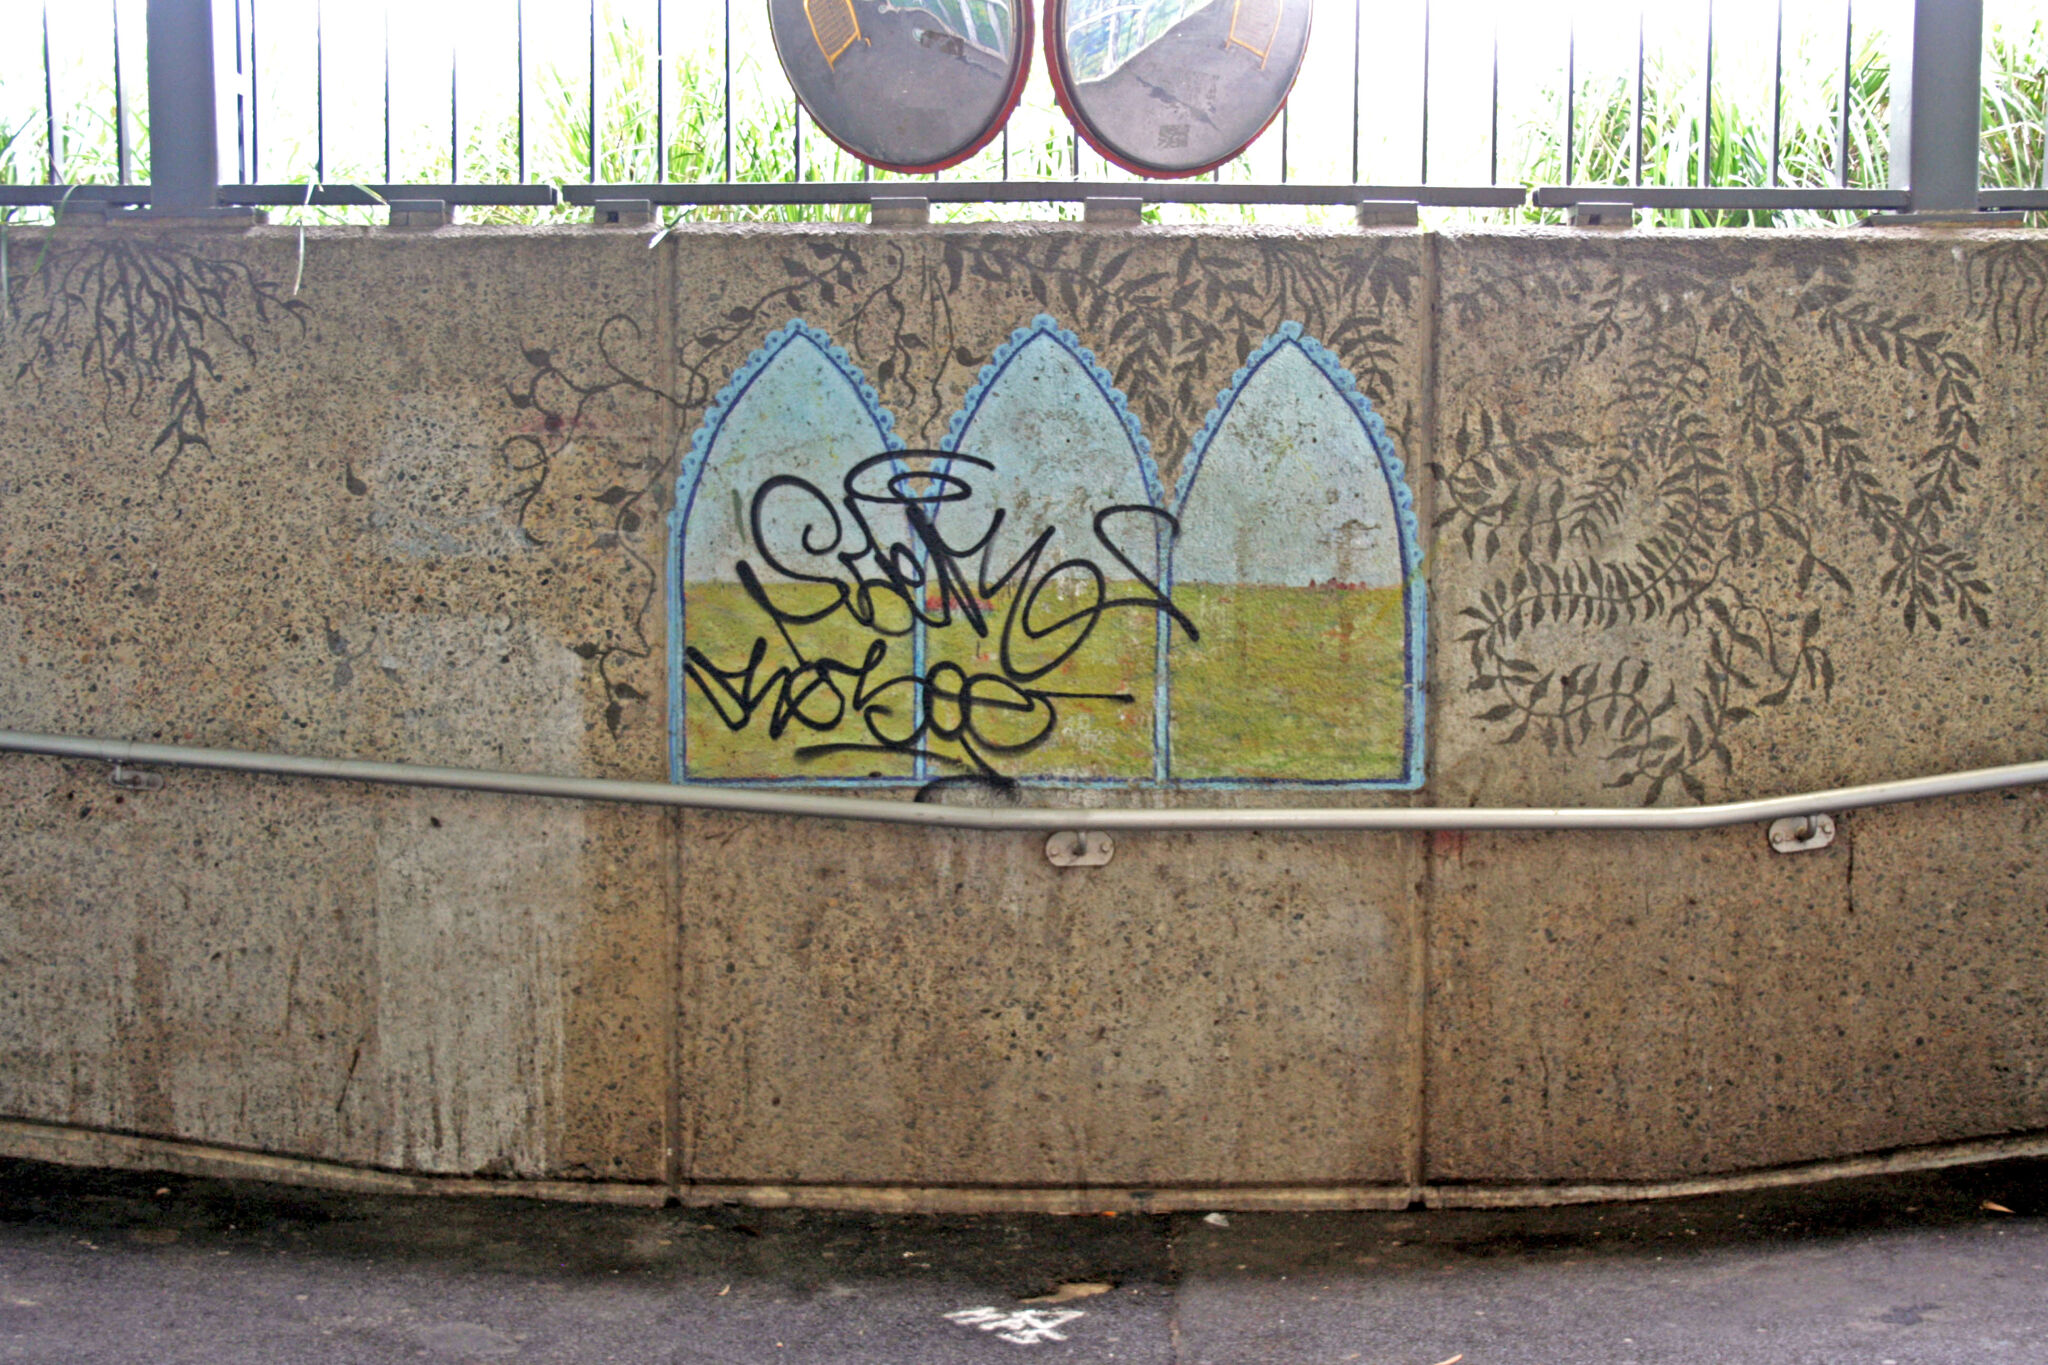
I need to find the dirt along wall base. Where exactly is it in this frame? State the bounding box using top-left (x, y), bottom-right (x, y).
top-left (2, 222), bottom-right (2045, 1201)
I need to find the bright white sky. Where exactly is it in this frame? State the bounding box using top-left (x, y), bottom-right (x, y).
top-left (0, 0), bottom-right (2038, 188)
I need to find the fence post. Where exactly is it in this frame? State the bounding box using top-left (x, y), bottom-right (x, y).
top-left (1888, 0), bottom-right (1982, 215)
top-left (145, 0), bottom-right (226, 216)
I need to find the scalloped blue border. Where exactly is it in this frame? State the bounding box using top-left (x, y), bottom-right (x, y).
top-left (667, 319), bottom-right (903, 784)
top-left (942, 313), bottom-right (1166, 508)
top-left (943, 313), bottom-right (1170, 780)
top-left (666, 316), bottom-right (1426, 792)
top-left (1169, 322), bottom-right (1428, 790)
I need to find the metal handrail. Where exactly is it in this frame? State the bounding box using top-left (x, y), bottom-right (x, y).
top-left (3, 729), bottom-right (2042, 834)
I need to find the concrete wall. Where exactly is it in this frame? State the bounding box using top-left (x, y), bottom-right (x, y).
top-left (1, 222), bottom-right (2044, 1203)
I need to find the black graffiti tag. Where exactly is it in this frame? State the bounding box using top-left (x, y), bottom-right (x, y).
top-left (684, 450), bottom-right (1199, 776)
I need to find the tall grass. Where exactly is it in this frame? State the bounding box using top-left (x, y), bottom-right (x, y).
top-left (1, 5), bottom-right (2043, 227)
top-left (1509, 28), bottom-right (1893, 227)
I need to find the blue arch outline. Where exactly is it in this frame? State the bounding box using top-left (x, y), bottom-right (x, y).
top-left (1169, 322), bottom-right (1427, 790)
top-left (943, 313), bottom-right (1165, 507)
top-left (666, 319), bottom-right (903, 784)
top-left (665, 317), bottom-right (1426, 791)
top-left (943, 314), bottom-right (1170, 782)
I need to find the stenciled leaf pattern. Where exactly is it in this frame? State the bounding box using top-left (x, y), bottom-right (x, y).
top-left (501, 233), bottom-right (1419, 741)
top-left (1435, 242), bottom-right (1999, 802)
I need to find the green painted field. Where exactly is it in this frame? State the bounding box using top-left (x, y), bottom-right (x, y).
top-left (680, 580), bottom-right (1410, 783)
top-left (681, 582), bottom-right (917, 780)
top-left (1167, 583), bottom-right (1408, 781)
top-left (921, 580), bottom-right (1156, 780)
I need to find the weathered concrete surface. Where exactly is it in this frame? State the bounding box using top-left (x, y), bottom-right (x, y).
top-left (1429, 231), bottom-right (2048, 807)
top-left (680, 816), bottom-right (1421, 1188)
top-left (0, 757), bottom-right (668, 1183)
top-left (0, 229), bottom-right (677, 1184)
top-left (1427, 791), bottom-right (2048, 1182)
top-left (1, 223), bottom-right (2045, 1197)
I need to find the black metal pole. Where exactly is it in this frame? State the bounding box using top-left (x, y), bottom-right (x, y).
top-left (315, 0), bottom-right (325, 182)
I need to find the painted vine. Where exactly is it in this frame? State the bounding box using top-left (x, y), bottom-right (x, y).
top-left (500, 233), bottom-right (1419, 738)
top-left (2, 235), bottom-right (308, 477)
top-left (1435, 241), bottom-right (2005, 801)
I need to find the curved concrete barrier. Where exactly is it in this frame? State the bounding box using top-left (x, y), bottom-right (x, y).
top-left (3, 224), bottom-right (2046, 1204)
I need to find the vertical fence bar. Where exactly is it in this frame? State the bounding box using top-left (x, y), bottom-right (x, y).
top-left (249, 0), bottom-right (259, 182)
top-left (230, 0), bottom-right (245, 182)
top-left (1280, 107), bottom-right (1289, 183)
top-left (1701, 0), bottom-right (1714, 186)
top-left (315, 0), bottom-right (325, 181)
top-left (1633, 8), bottom-right (1645, 184)
top-left (449, 37), bottom-right (458, 181)
top-left (588, 0), bottom-right (598, 181)
top-left (383, 9), bottom-right (391, 181)
top-left (656, 0), bottom-right (665, 183)
top-left (517, 0), bottom-right (527, 182)
top-left (1419, 0), bottom-right (1431, 183)
top-left (43, 4), bottom-right (61, 182)
top-left (1770, 0), bottom-right (1783, 185)
top-left (1351, 0), bottom-right (1361, 182)
top-left (1890, 0), bottom-right (1985, 212)
top-left (1564, 15), bottom-right (1576, 185)
top-left (113, 1), bottom-right (131, 183)
top-left (723, 0), bottom-right (732, 180)
top-left (1491, 21), bottom-right (1500, 184)
top-left (1838, 0), bottom-right (1853, 186)
top-left (146, 0), bottom-right (226, 215)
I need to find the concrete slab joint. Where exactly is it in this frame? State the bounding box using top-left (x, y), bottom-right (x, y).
top-left (1, 221), bottom-right (2046, 1208)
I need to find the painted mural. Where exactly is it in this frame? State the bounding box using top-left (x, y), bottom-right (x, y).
top-left (668, 315), bottom-right (1424, 788)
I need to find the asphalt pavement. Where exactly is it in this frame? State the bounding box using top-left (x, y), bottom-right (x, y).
top-left (0, 1154), bottom-right (2043, 1363)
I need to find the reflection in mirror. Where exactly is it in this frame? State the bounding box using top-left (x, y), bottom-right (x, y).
top-left (1047, 0), bottom-right (1312, 178)
top-left (767, 0), bottom-right (1033, 173)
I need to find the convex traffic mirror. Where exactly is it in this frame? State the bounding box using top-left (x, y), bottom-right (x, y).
top-left (767, 0), bottom-right (1035, 173)
top-left (1045, 0), bottom-right (1313, 178)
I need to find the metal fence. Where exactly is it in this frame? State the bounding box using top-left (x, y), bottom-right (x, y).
top-left (0, 0), bottom-right (2040, 224)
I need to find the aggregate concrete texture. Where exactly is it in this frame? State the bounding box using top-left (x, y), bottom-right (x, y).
top-left (0, 1156), bottom-right (2046, 1364)
top-left (1, 224), bottom-right (2046, 1195)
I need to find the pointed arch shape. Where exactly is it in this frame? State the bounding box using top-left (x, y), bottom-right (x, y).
top-left (666, 319), bottom-right (904, 785)
top-left (938, 314), bottom-right (1171, 783)
top-left (1167, 322), bottom-right (1426, 788)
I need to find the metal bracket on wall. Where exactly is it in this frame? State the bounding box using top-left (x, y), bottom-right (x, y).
top-left (1046, 831), bottom-right (1114, 867)
top-left (1768, 813), bottom-right (1835, 853)
top-left (1083, 196), bottom-right (1144, 227)
top-left (387, 199), bottom-right (450, 228)
top-left (1356, 200), bottom-right (1420, 227)
top-left (107, 762), bottom-right (164, 793)
top-left (869, 196), bottom-right (930, 227)
top-left (1571, 201), bottom-right (1636, 229)
top-left (592, 199), bottom-right (653, 227)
